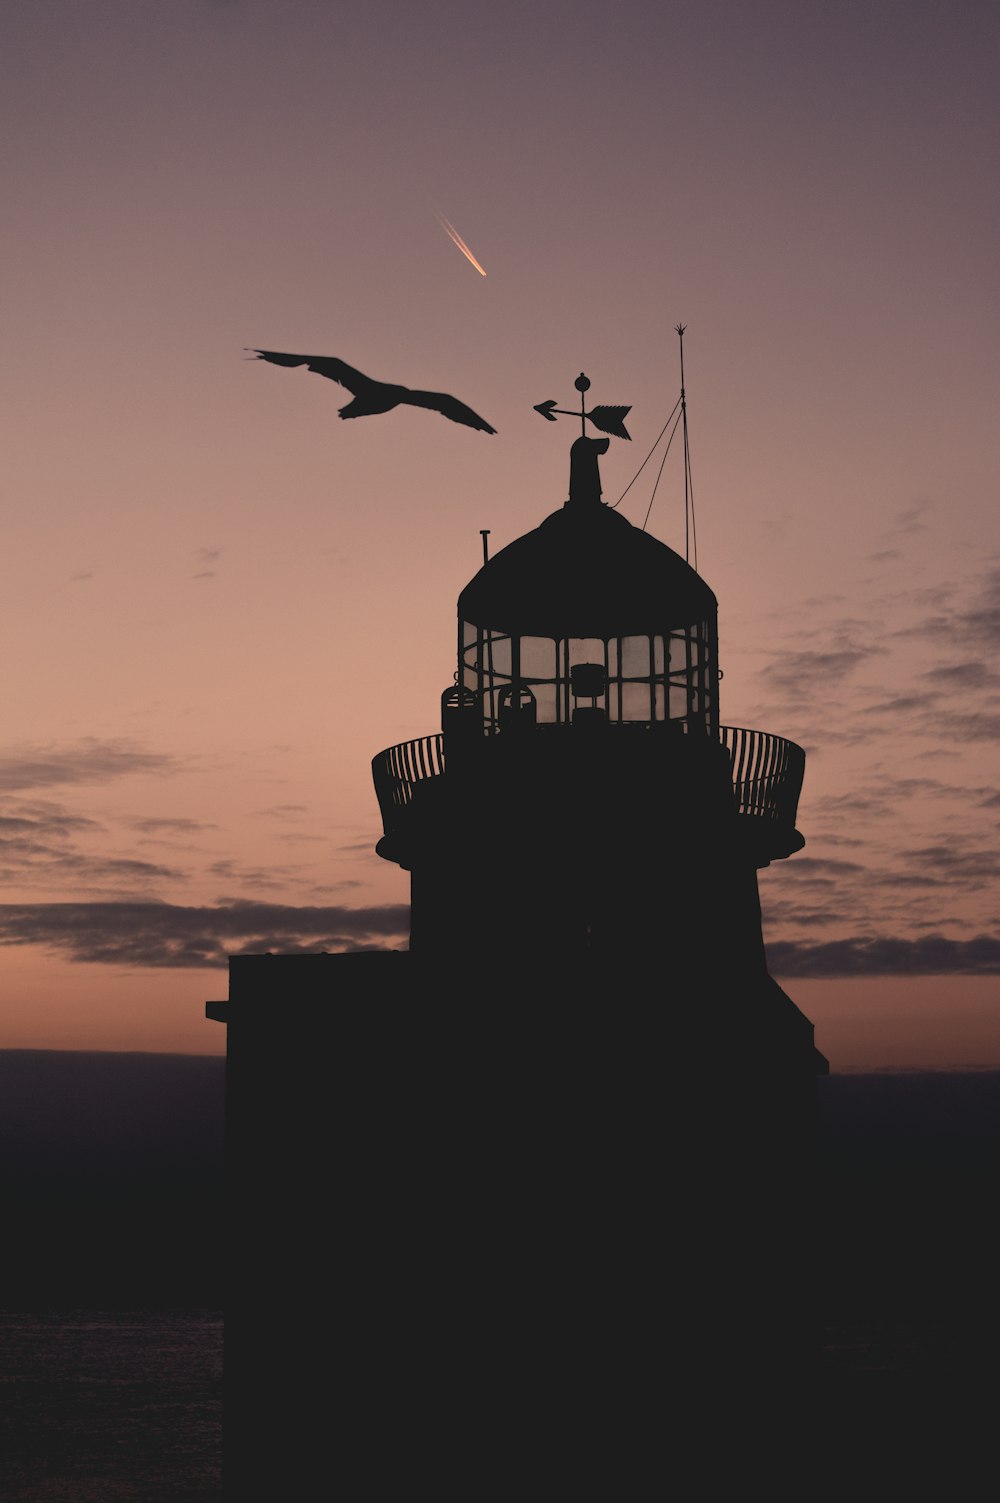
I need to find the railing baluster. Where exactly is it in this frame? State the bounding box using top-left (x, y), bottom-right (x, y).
top-left (373, 725), bottom-right (804, 842)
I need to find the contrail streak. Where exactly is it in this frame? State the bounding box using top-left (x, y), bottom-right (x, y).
top-left (435, 210), bottom-right (487, 277)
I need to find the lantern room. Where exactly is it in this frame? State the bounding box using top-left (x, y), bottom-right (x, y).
top-left (454, 437), bottom-right (719, 739)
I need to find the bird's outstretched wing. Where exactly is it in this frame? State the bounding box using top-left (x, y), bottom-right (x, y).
top-left (250, 350), bottom-right (370, 394)
top-left (404, 388), bottom-right (496, 434)
top-left (250, 350), bottom-right (496, 432)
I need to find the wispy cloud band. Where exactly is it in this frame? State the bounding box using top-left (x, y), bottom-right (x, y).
top-left (0, 740), bottom-right (175, 792)
top-left (769, 934), bottom-right (1000, 978)
top-left (0, 901), bottom-right (410, 969)
top-left (0, 903), bottom-right (996, 978)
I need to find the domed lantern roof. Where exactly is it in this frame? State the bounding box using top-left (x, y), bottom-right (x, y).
top-left (458, 495), bottom-right (716, 639)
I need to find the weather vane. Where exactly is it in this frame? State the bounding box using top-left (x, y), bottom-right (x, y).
top-left (533, 374), bottom-right (632, 441)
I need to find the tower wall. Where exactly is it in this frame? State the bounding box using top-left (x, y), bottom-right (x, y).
top-left (211, 949), bottom-right (821, 1496)
top-left (408, 729), bottom-right (771, 979)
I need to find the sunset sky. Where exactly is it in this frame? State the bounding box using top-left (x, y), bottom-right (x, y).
top-left (1, 0), bottom-right (997, 1067)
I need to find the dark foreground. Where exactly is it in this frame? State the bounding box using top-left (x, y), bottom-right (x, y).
top-left (0, 1052), bottom-right (997, 1498)
top-left (0, 1309), bottom-right (221, 1503)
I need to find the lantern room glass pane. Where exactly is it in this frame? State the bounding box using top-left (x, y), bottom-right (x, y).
top-left (621, 683), bottom-right (651, 720)
top-left (620, 636), bottom-right (649, 677)
top-left (487, 634), bottom-right (511, 676)
top-left (669, 685), bottom-right (688, 718)
top-left (521, 636), bottom-right (557, 679)
top-left (568, 638), bottom-right (605, 670)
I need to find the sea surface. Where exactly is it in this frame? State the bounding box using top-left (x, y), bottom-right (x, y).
top-left (0, 1309), bottom-right (222, 1503)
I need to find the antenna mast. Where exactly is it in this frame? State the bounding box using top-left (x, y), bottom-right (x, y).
top-left (676, 324), bottom-right (689, 564)
top-left (676, 323), bottom-right (698, 572)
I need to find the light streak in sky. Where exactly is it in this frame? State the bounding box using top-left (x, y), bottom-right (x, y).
top-left (434, 210), bottom-right (487, 276)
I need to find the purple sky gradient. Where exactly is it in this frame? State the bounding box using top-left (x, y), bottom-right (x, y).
top-left (1, 1), bottom-right (997, 1064)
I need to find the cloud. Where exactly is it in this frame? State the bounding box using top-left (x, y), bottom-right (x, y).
top-left (897, 501), bottom-right (930, 528)
top-left (733, 553), bottom-right (1000, 953)
top-left (191, 547), bottom-right (222, 580)
top-left (0, 795), bottom-right (187, 892)
top-left (207, 857), bottom-right (297, 890)
top-left (760, 644), bottom-right (879, 697)
top-left (758, 898), bottom-right (855, 929)
top-left (784, 856), bottom-right (866, 877)
top-left (899, 845), bottom-right (1000, 883)
top-left (0, 740), bottom-right (175, 792)
top-left (130, 817), bottom-right (218, 834)
top-left (0, 847), bottom-right (181, 889)
top-left (896, 567), bottom-right (1000, 652)
top-left (0, 793), bottom-right (193, 895)
top-left (3, 903), bottom-right (992, 977)
top-left (956, 567), bottom-right (1000, 648)
top-left (879, 500), bottom-right (931, 540)
top-left (856, 692), bottom-right (942, 717)
top-left (0, 801), bottom-right (98, 838)
top-left (250, 804), bottom-right (310, 820)
top-left (767, 933), bottom-right (1000, 977)
top-left (924, 660), bottom-right (1000, 690)
top-left (0, 901), bottom-right (411, 968)
top-left (936, 711), bottom-right (1000, 742)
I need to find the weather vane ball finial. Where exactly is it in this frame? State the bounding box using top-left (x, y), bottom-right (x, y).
top-left (533, 372), bottom-right (632, 441)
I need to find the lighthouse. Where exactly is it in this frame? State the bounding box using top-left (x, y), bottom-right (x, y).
top-left (374, 376), bottom-right (818, 1019)
top-left (374, 435), bottom-right (806, 979)
top-left (210, 369), bottom-right (827, 1496)
top-left (367, 371), bottom-right (827, 1389)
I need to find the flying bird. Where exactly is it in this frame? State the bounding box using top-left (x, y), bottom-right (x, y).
top-left (250, 350), bottom-right (496, 434)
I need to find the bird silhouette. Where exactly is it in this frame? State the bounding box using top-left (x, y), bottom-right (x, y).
top-left (250, 350), bottom-right (496, 434)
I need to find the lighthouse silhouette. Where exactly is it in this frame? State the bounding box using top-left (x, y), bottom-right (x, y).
top-left (210, 372), bottom-right (827, 1496)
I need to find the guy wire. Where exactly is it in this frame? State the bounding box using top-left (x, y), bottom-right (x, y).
top-left (610, 396), bottom-right (681, 509)
top-left (641, 406), bottom-right (684, 533)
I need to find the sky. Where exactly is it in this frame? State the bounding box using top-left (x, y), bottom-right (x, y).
top-left (1, 0), bottom-right (997, 1067)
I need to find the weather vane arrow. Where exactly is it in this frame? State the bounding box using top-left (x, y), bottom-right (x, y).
top-left (533, 374), bottom-right (632, 440)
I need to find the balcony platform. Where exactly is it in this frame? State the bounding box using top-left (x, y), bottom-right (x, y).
top-left (373, 722), bottom-right (805, 871)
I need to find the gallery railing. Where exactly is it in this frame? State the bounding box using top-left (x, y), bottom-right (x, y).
top-left (719, 724), bottom-right (805, 828)
top-left (371, 733), bottom-right (446, 831)
top-left (373, 725), bottom-right (804, 841)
